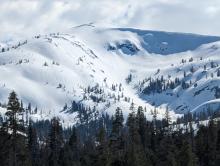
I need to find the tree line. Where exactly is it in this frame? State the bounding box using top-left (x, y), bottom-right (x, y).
top-left (1, 91), bottom-right (220, 166)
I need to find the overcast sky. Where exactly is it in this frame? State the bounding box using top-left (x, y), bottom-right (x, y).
top-left (1, 0), bottom-right (220, 41)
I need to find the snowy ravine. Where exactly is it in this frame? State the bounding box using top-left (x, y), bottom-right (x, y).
top-left (1, 25), bottom-right (220, 126)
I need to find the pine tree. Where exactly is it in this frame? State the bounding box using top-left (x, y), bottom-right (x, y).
top-left (156, 136), bottom-right (177, 166)
top-left (152, 108), bottom-right (158, 134)
top-left (68, 127), bottom-right (80, 164)
top-left (129, 101), bottom-right (135, 112)
top-left (96, 127), bottom-right (109, 166)
top-left (48, 117), bottom-right (63, 166)
top-left (5, 91), bottom-right (22, 166)
top-left (109, 107), bottom-right (125, 166)
top-left (111, 107), bottom-right (124, 138)
top-left (207, 119), bottom-right (217, 166)
top-left (215, 128), bottom-right (220, 165)
top-left (126, 110), bottom-right (151, 166)
top-left (5, 91), bottom-right (21, 135)
top-left (59, 127), bottom-right (80, 166)
top-left (28, 121), bottom-right (39, 166)
top-left (136, 106), bottom-right (147, 150)
top-left (178, 141), bottom-right (196, 166)
top-left (163, 106), bottom-right (171, 134)
top-left (1, 91), bottom-right (30, 166)
top-left (195, 125), bottom-right (209, 166)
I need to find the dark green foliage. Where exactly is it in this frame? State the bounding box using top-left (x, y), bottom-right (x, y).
top-left (59, 127), bottom-right (81, 166)
top-left (0, 91), bottom-right (30, 166)
top-left (108, 107), bottom-right (126, 166)
top-left (5, 91), bottom-right (22, 134)
top-left (48, 117), bottom-right (64, 166)
top-left (28, 121), bottom-right (39, 166)
top-left (142, 76), bottom-right (181, 95)
top-left (1, 92), bottom-right (220, 165)
top-left (126, 108), bottom-right (151, 166)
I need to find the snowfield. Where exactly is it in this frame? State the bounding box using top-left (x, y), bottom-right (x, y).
top-left (1, 25), bottom-right (220, 126)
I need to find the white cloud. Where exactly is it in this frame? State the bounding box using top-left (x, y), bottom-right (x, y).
top-left (0, 0), bottom-right (220, 41)
top-left (205, 6), bottom-right (220, 17)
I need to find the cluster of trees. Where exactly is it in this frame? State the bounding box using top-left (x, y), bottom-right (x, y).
top-left (83, 85), bottom-right (106, 103)
top-left (177, 110), bottom-right (206, 124)
top-left (142, 76), bottom-right (183, 95)
top-left (126, 73), bottom-right (133, 84)
top-left (1, 32), bottom-right (62, 54)
top-left (1, 40), bottom-right (28, 53)
top-left (81, 83), bottom-right (130, 106)
top-left (1, 47), bottom-right (9, 53)
top-left (141, 56), bottom-right (220, 96)
top-left (1, 91), bottom-right (220, 166)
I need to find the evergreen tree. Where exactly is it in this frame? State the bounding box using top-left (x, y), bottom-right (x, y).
top-left (178, 141), bottom-right (196, 166)
top-left (195, 125), bottom-right (209, 166)
top-left (5, 91), bottom-right (21, 135)
top-left (28, 121), bottom-right (39, 166)
top-left (95, 127), bottom-right (109, 166)
top-left (59, 127), bottom-right (80, 166)
top-left (109, 107), bottom-right (125, 166)
top-left (136, 106), bottom-right (147, 150)
top-left (207, 119), bottom-right (217, 166)
top-left (156, 136), bottom-right (177, 166)
top-left (48, 117), bottom-right (63, 166)
top-left (111, 107), bottom-right (124, 138)
top-left (126, 110), bottom-right (151, 166)
top-left (0, 91), bottom-right (30, 166)
top-left (163, 106), bottom-right (171, 134)
top-left (215, 127), bottom-right (220, 165)
top-left (3, 93), bottom-right (220, 166)
top-left (5, 91), bottom-right (23, 166)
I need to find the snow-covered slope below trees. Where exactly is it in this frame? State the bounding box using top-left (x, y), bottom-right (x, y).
top-left (0, 25), bottom-right (220, 125)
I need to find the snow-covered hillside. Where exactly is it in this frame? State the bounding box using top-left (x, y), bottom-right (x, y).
top-left (1, 25), bottom-right (220, 125)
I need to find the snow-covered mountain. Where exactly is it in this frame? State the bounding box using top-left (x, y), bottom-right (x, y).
top-left (1, 25), bottom-right (220, 125)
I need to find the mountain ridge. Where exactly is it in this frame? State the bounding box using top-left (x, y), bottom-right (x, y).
top-left (0, 26), bottom-right (220, 125)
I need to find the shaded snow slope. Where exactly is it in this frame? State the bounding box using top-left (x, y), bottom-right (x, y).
top-left (115, 28), bottom-right (220, 55)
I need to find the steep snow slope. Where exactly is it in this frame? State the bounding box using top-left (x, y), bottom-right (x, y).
top-left (137, 42), bottom-right (220, 114)
top-left (0, 26), bottom-right (220, 125)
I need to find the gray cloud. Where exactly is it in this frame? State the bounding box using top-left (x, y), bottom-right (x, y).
top-left (0, 0), bottom-right (220, 41)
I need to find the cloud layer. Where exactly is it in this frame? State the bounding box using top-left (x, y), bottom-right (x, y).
top-left (1, 0), bottom-right (220, 41)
